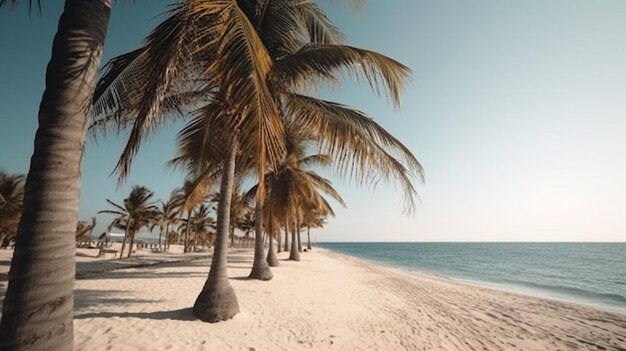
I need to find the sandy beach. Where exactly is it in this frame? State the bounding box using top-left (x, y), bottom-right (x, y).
top-left (1, 247), bottom-right (625, 351)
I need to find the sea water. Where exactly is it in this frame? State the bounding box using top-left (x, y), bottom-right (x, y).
top-left (317, 242), bottom-right (626, 312)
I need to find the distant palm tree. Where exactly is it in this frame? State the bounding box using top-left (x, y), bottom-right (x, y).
top-left (152, 198), bottom-right (180, 250)
top-left (99, 186), bottom-right (158, 258)
top-left (76, 217), bottom-right (97, 241)
top-left (171, 178), bottom-right (214, 253)
top-left (179, 203), bottom-right (214, 252)
top-left (246, 122), bottom-right (345, 264)
top-left (0, 171), bottom-right (25, 246)
top-left (302, 209), bottom-right (329, 250)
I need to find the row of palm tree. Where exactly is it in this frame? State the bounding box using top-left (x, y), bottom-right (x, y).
top-left (1, 0), bottom-right (423, 348)
top-left (87, 0), bottom-right (423, 324)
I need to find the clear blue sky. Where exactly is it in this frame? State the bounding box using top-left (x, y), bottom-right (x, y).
top-left (1, 1), bottom-right (625, 242)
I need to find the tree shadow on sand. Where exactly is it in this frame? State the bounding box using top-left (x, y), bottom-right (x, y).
top-left (74, 307), bottom-right (196, 321)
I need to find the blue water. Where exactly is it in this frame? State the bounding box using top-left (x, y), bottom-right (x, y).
top-left (317, 242), bottom-right (626, 312)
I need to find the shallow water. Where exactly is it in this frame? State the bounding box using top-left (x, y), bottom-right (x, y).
top-left (317, 242), bottom-right (626, 312)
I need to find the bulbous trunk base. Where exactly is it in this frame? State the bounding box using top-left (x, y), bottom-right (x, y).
top-left (266, 249), bottom-right (279, 267)
top-left (193, 277), bottom-right (240, 323)
top-left (289, 248), bottom-right (301, 261)
top-left (249, 260), bottom-right (273, 280)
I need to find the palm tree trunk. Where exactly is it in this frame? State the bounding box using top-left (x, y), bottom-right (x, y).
top-left (184, 212), bottom-right (192, 253)
top-left (266, 222), bottom-right (279, 267)
top-left (288, 220), bottom-right (300, 261)
top-left (297, 224), bottom-right (303, 253)
top-left (127, 228), bottom-right (137, 258)
top-left (193, 134), bottom-right (240, 323)
top-left (249, 198), bottom-right (273, 280)
top-left (119, 225), bottom-right (129, 258)
top-left (163, 223), bottom-right (169, 251)
top-left (193, 228), bottom-right (198, 252)
top-left (283, 225), bottom-right (289, 252)
top-left (158, 224), bottom-right (164, 250)
top-left (276, 224), bottom-right (282, 253)
top-left (0, 1), bottom-right (111, 349)
top-left (307, 227), bottom-right (312, 250)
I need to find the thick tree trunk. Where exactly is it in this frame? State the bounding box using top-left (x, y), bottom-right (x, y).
top-left (193, 135), bottom-right (240, 323)
top-left (307, 227), bottom-right (312, 250)
top-left (249, 198), bottom-right (272, 280)
top-left (283, 225), bottom-right (289, 252)
top-left (0, 1), bottom-right (111, 349)
top-left (288, 221), bottom-right (300, 261)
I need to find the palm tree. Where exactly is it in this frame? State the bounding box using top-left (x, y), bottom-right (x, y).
top-left (76, 217), bottom-right (97, 241)
top-left (0, 1), bottom-right (113, 348)
top-left (171, 177), bottom-right (215, 253)
top-left (302, 209), bottom-right (329, 250)
top-left (99, 186), bottom-right (158, 258)
top-left (91, 0), bottom-right (422, 323)
top-left (152, 197), bottom-right (180, 251)
top-left (0, 171), bottom-right (25, 247)
top-left (245, 122), bottom-right (345, 265)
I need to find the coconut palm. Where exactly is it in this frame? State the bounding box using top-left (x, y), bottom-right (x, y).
top-left (179, 203), bottom-right (214, 252)
top-left (99, 186), bottom-right (158, 258)
top-left (0, 1), bottom-right (113, 348)
top-left (0, 171), bottom-right (25, 247)
top-left (152, 197), bottom-right (180, 251)
top-left (245, 121), bottom-right (345, 264)
top-left (91, 0), bottom-right (422, 322)
top-left (170, 176), bottom-right (216, 253)
top-left (302, 209), bottom-right (329, 250)
top-left (76, 217), bottom-right (97, 241)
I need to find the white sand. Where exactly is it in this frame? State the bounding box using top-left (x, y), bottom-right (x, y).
top-left (1, 247), bottom-right (626, 350)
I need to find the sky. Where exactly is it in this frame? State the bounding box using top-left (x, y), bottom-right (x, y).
top-left (1, 0), bottom-right (625, 242)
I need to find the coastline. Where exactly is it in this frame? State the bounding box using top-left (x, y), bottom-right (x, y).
top-left (318, 242), bottom-right (626, 316)
top-left (2, 247), bottom-right (626, 350)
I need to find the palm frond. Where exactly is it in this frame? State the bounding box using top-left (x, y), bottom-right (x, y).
top-left (284, 93), bottom-right (423, 214)
top-left (273, 44), bottom-right (411, 106)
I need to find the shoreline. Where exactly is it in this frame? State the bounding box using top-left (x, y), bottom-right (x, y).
top-left (321, 242), bottom-right (626, 315)
top-left (319, 247), bottom-right (626, 316)
top-left (2, 247), bottom-right (626, 350)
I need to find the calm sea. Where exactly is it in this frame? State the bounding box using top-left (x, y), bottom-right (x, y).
top-left (317, 242), bottom-right (626, 312)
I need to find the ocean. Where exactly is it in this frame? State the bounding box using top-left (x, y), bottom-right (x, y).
top-left (317, 242), bottom-right (626, 313)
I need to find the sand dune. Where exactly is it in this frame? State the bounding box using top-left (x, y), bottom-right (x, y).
top-left (1, 248), bottom-right (625, 350)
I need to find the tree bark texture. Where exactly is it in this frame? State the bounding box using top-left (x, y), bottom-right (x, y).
top-left (249, 198), bottom-right (273, 280)
top-left (288, 221), bottom-right (300, 261)
top-left (0, 1), bottom-right (112, 349)
top-left (193, 135), bottom-right (240, 322)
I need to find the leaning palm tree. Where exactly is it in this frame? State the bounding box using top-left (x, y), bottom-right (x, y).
top-left (0, 2), bottom-right (113, 348)
top-left (91, 0), bottom-right (422, 323)
top-left (75, 217), bottom-right (97, 241)
top-left (99, 186), bottom-right (158, 258)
